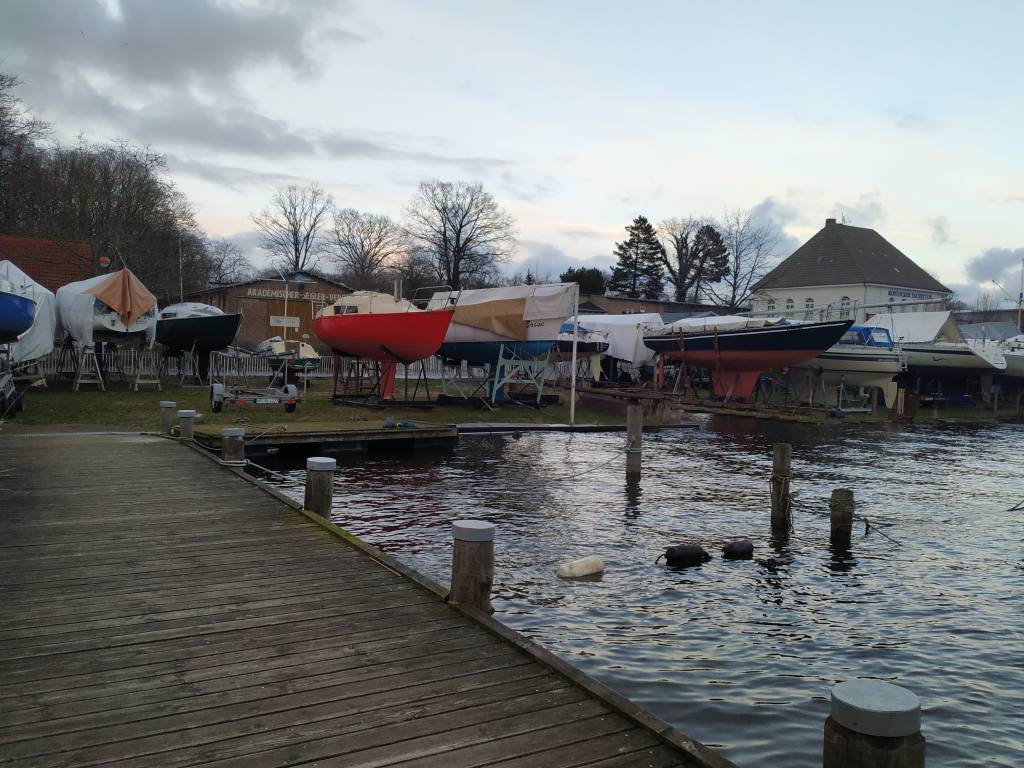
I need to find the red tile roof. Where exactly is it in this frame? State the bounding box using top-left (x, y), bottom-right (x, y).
top-left (0, 235), bottom-right (96, 293)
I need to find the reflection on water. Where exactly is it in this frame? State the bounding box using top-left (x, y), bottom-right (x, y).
top-left (263, 415), bottom-right (1024, 768)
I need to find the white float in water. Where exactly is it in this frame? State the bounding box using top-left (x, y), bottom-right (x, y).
top-left (556, 555), bottom-right (604, 578)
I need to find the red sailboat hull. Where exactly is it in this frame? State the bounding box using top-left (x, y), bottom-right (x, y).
top-left (313, 309), bottom-right (454, 399)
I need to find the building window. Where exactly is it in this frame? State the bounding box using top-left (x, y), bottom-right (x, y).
top-left (840, 296), bottom-right (851, 318)
top-left (805, 298), bottom-right (815, 309)
top-left (766, 301), bottom-right (776, 312)
top-left (785, 299), bottom-right (794, 312)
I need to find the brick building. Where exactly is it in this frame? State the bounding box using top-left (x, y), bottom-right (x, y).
top-left (0, 234), bottom-right (95, 292)
top-left (189, 271), bottom-right (352, 350)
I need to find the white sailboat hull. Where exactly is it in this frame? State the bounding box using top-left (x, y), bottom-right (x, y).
top-left (903, 342), bottom-right (1006, 371)
top-left (789, 346), bottom-right (903, 407)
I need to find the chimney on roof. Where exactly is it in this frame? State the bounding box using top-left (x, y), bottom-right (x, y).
top-left (825, 218), bottom-right (837, 227)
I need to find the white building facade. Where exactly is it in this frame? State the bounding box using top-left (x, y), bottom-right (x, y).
top-left (751, 219), bottom-right (950, 323)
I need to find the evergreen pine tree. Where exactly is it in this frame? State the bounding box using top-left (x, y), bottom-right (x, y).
top-left (524, 268), bottom-right (535, 285)
top-left (608, 215), bottom-right (665, 299)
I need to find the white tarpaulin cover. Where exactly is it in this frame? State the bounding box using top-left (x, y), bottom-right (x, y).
top-left (0, 260), bottom-right (56, 363)
top-left (862, 311), bottom-right (962, 343)
top-left (160, 302), bottom-right (225, 319)
top-left (57, 271), bottom-right (158, 347)
top-left (663, 315), bottom-right (784, 333)
top-left (571, 313), bottom-right (663, 365)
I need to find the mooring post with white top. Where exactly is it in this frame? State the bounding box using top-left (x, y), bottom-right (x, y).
top-left (626, 403), bottom-right (642, 478)
top-left (303, 456), bottom-right (336, 517)
top-left (159, 400), bottom-right (177, 435)
top-left (176, 409), bottom-right (196, 442)
top-left (449, 520), bottom-right (495, 613)
top-left (823, 679), bottom-right (924, 767)
top-left (221, 427), bottom-right (245, 464)
top-left (770, 443), bottom-right (792, 530)
top-left (830, 488), bottom-right (855, 542)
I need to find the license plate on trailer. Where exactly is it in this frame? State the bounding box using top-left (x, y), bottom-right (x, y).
top-left (256, 398), bottom-right (279, 404)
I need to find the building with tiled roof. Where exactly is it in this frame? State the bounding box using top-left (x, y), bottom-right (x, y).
top-left (0, 235), bottom-right (96, 293)
top-left (751, 219), bottom-right (950, 321)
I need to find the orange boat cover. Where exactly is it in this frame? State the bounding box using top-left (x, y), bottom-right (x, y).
top-left (83, 269), bottom-right (157, 325)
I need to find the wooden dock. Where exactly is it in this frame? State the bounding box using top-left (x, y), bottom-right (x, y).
top-left (192, 422), bottom-right (458, 458)
top-left (0, 433), bottom-right (734, 768)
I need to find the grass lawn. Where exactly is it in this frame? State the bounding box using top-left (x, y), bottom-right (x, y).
top-left (2, 378), bottom-right (623, 433)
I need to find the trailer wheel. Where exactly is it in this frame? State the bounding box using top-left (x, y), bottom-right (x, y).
top-left (284, 401), bottom-right (296, 413)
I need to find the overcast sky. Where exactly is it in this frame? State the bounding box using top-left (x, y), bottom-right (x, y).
top-left (2, 0), bottom-right (1022, 302)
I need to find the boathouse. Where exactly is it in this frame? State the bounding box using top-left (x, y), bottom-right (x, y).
top-left (188, 270), bottom-right (353, 350)
top-left (751, 218), bottom-right (951, 322)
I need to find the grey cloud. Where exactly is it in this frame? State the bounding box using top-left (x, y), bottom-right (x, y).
top-left (499, 173), bottom-right (557, 202)
top-left (965, 246), bottom-right (1024, 285)
top-left (830, 192), bottom-right (885, 228)
top-left (749, 196), bottom-right (802, 256)
top-left (0, 0), bottom-right (360, 91)
top-left (508, 240), bottom-right (614, 279)
top-left (321, 134), bottom-right (513, 173)
top-left (166, 155), bottom-right (312, 191)
top-left (559, 226), bottom-right (608, 240)
top-left (927, 216), bottom-right (955, 246)
top-left (891, 111), bottom-right (940, 132)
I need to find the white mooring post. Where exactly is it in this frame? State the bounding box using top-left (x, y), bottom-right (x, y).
top-left (159, 400), bottom-right (177, 435)
top-left (303, 456), bottom-right (336, 517)
top-left (823, 679), bottom-right (924, 768)
top-left (221, 427), bottom-right (245, 464)
top-left (449, 520), bottom-right (495, 613)
top-left (176, 409), bottom-right (197, 442)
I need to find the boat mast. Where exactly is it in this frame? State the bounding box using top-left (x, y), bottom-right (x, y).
top-left (569, 284), bottom-right (579, 425)
top-left (1018, 257), bottom-right (1023, 331)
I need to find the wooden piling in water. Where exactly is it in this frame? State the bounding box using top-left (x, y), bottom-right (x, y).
top-left (303, 456), bottom-right (336, 517)
top-left (221, 427), bottom-right (245, 464)
top-left (449, 520), bottom-right (495, 613)
top-left (626, 403), bottom-right (642, 478)
top-left (176, 409), bottom-right (196, 442)
top-left (159, 400), bottom-right (176, 435)
top-left (823, 679), bottom-right (924, 768)
top-left (830, 488), bottom-right (855, 541)
top-left (770, 443), bottom-right (792, 529)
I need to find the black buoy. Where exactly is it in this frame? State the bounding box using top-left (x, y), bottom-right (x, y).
top-left (722, 539), bottom-right (754, 560)
top-left (663, 544), bottom-right (711, 567)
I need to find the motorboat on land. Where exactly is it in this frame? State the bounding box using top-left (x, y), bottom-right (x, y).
top-left (554, 320), bottom-right (611, 380)
top-left (643, 315), bottom-right (854, 399)
top-left (427, 283), bottom-right (577, 365)
top-left (0, 272), bottom-right (38, 344)
top-left (157, 303), bottom-right (242, 354)
top-left (1, 262), bottom-right (50, 360)
top-left (313, 291), bottom-right (454, 399)
top-left (861, 311), bottom-right (1006, 372)
top-left (959, 322), bottom-right (1024, 379)
top-left (56, 269), bottom-right (158, 347)
top-left (256, 337), bottom-right (320, 372)
top-left (788, 325), bottom-right (904, 407)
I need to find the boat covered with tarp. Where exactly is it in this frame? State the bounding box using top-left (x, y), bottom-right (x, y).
top-left (644, 315), bottom-right (854, 398)
top-left (427, 283), bottom-right (577, 365)
top-left (860, 311), bottom-right (1005, 372)
top-left (789, 325), bottom-right (904, 407)
top-left (0, 260), bottom-right (53, 362)
top-left (56, 268), bottom-right (158, 347)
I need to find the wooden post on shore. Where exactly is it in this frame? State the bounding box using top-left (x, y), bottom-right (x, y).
top-left (626, 403), bottom-right (642, 478)
top-left (176, 409), bottom-right (196, 442)
top-left (770, 443), bottom-right (792, 530)
top-left (830, 488), bottom-right (855, 542)
top-left (159, 400), bottom-right (177, 435)
top-left (303, 456), bottom-right (336, 517)
top-left (222, 427), bottom-right (245, 464)
top-left (823, 679), bottom-right (924, 768)
top-left (450, 520), bottom-right (495, 614)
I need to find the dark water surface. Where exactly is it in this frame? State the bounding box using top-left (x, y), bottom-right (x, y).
top-left (263, 416), bottom-right (1024, 767)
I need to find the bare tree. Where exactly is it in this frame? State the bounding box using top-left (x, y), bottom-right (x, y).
top-left (0, 72), bottom-right (49, 230)
top-left (252, 183), bottom-right (333, 273)
top-left (658, 217), bottom-right (730, 303)
top-left (404, 180), bottom-right (516, 289)
top-left (327, 208), bottom-right (407, 290)
top-left (707, 209), bottom-right (781, 311)
top-left (205, 238), bottom-right (254, 286)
